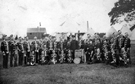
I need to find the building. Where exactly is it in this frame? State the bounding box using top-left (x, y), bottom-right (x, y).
top-left (27, 27), bottom-right (46, 39)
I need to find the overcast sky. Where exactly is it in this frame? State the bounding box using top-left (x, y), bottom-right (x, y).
top-left (0, 0), bottom-right (118, 36)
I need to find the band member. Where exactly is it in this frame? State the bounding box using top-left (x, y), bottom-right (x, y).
top-left (17, 37), bottom-right (24, 66)
top-left (23, 37), bottom-right (31, 65)
top-left (123, 32), bottom-right (131, 64)
top-left (103, 39), bottom-right (112, 64)
top-left (93, 38), bottom-right (102, 63)
top-left (84, 40), bottom-right (94, 63)
top-left (1, 35), bottom-right (9, 68)
top-left (70, 35), bottom-right (79, 59)
top-left (31, 36), bottom-right (40, 64)
top-left (117, 30), bottom-right (125, 55)
top-left (110, 33), bottom-right (120, 66)
top-left (9, 36), bottom-right (17, 67)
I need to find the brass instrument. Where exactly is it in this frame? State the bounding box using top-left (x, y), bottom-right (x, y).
top-left (111, 44), bottom-right (116, 63)
top-left (103, 43), bottom-right (109, 61)
top-left (96, 48), bottom-right (101, 61)
top-left (54, 42), bottom-right (57, 50)
top-left (51, 50), bottom-right (57, 64)
top-left (120, 48), bottom-right (129, 65)
top-left (6, 41), bottom-right (9, 54)
top-left (35, 41), bottom-right (38, 52)
top-left (49, 40), bottom-right (53, 50)
top-left (27, 41), bottom-right (30, 52)
top-left (79, 40), bottom-right (82, 49)
top-left (59, 50), bottom-right (66, 63)
top-left (30, 51), bottom-right (36, 65)
top-left (67, 50), bottom-right (73, 63)
top-left (40, 44), bottom-right (47, 63)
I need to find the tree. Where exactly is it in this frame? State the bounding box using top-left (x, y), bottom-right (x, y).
top-left (108, 0), bottom-right (135, 25)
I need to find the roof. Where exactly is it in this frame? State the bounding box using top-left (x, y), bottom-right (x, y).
top-left (27, 27), bottom-right (46, 33)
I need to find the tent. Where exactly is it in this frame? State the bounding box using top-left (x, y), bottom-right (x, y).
top-left (87, 27), bottom-right (95, 36)
top-left (106, 27), bottom-right (117, 37)
top-left (130, 29), bottom-right (135, 40)
top-left (121, 24), bottom-right (132, 37)
top-left (0, 32), bottom-right (3, 39)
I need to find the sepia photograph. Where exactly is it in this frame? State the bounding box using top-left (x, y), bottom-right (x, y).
top-left (0, 0), bottom-right (135, 84)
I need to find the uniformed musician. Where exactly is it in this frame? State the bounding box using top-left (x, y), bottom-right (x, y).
top-left (110, 32), bottom-right (120, 66)
top-left (84, 39), bottom-right (94, 63)
top-left (31, 36), bottom-right (40, 64)
top-left (70, 35), bottom-right (79, 60)
top-left (1, 35), bottom-right (9, 68)
top-left (23, 37), bottom-right (31, 65)
top-left (93, 38), bottom-right (102, 63)
top-left (124, 32), bottom-right (131, 64)
top-left (17, 37), bottom-right (24, 66)
top-left (9, 36), bottom-right (17, 67)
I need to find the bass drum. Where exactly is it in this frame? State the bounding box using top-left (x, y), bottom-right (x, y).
top-left (74, 57), bottom-right (81, 64)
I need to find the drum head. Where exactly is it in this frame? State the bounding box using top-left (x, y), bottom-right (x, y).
top-left (74, 58), bottom-right (81, 64)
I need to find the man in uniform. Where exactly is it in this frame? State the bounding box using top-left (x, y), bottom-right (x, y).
top-left (93, 38), bottom-right (102, 63)
top-left (70, 35), bottom-right (79, 59)
top-left (23, 37), bottom-right (31, 65)
top-left (17, 37), bottom-right (24, 66)
top-left (124, 32), bottom-right (131, 64)
top-left (111, 33), bottom-right (120, 66)
top-left (9, 36), bottom-right (17, 67)
top-left (31, 36), bottom-right (40, 64)
top-left (1, 35), bottom-right (9, 68)
top-left (84, 39), bottom-right (94, 63)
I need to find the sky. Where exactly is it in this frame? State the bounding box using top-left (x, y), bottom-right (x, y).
top-left (0, 0), bottom-right (119, 37)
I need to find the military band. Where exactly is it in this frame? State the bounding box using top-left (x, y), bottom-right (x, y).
top-left (0, 31), bottom-right (132, 68)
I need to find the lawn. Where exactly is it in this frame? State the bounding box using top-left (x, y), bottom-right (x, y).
top-left (0, 45), bottom-right (135, 84)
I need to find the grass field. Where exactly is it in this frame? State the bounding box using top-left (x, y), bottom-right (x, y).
top-left (0, 45), bottom-right (135, 84)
